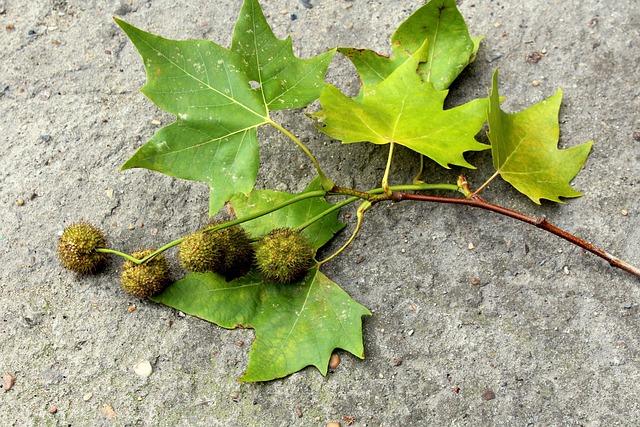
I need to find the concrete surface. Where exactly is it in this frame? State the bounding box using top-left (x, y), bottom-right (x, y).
top-left (1, 0), bottom-right (639, 425)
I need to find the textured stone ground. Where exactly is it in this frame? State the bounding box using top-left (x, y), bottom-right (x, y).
top-left (1, 0), bottom-right (639, 425)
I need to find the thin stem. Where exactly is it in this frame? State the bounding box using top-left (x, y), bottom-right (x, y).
top-left (319, 201), bottom-right (371, 265)
top-left (296, 196), bottom-right (360, 232)
top-left (269, 120), bottom-right (335, 190)
top-left (413, 155), bottom-right (425, 184)
top-left (392, 192), bottom-right (640, 279)
top-left (99, 183), bottom-right (464, 265)
top-left (472, 170), bottom-right (500, 198)
top-left (95, 248), bottom-right (141, 263)
top-left (103, 189), bottom-right (328, 264)
top-left (330, 182), bottom-right (463, 201)
top-left (382, 142), bottom-right (395, 195)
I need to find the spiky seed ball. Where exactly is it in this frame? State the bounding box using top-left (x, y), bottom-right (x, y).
top-left (178, 231), bottom-right (221, 272)
top-left (255, 228), bottom-right (315, 284)
top-left (209, 223), bottom-right (254, 280)
top-left (120, 250), bottom-right (170, 298)
top-left (57, 222), bottom-right (107, 274)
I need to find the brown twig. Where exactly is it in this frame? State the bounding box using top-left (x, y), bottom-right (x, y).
top-left (392, 192), bottom-right (640, 279)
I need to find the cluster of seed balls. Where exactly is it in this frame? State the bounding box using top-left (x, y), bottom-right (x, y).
top-left (57, 222), bottom-right (315, 299)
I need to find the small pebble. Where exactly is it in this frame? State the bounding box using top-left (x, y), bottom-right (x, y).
top-left (532, 80), bottom-right (541, 87)
top-left (342, 415), bottom-right (356, 426)
top-left (467, 242), bottom-right (475, 250)
top-left (83, 392), bottom-right (93, 401)
top-left (633, 131), bottom-right (640, 142)
top-left (3, 372), bottom-right (16, 391)
top-left (563, 265), bottom-right (570, 275)
top-left (391, 357), bottom-right (403, 367)
top-left (127, 304), bottom-right (137, 313)
top-left (101, 404), bottom-right (116, 419)
top-left (133, 360), bottom-right (153, 378)
top-left (469, 276), bottom-right (481, 286)
top-left (407, 329), bottom-right (415, 336)
top-left (294, 405), bottom-right (303, 418)
top-left (128, 224), bottom-right (135, 230)
top-left (621, 209), bottom-right (629, 216)
top-left (15, 198), bottom-right (24, 206)
top-left (48, 405), bottom-right (58, 414)
top-left (105, 188), bottom-right (114, 199)
top-left (151, 119), bottom-right (161, 126)
top-left (329, 353), bottom-right (341, 370)
top-left (482, 389), bottom-right (496, 401)
top-left (326, 422), bottom-right (341, 427)
top-left (526, 51), bottom-right (543, 64)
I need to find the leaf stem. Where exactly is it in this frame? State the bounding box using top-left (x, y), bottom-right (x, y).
top-left (413, 155), bottom-right (425, 184)
top-left (96, 182), bottom-right (464, 265)
top-left (296, 196), bottom-right (360, 232)
top-left (269, 120), bottom-right (335, 190)
top-left (392, 192), bottom-right (640, 279)
top-left (382, 142), bottom-right (395, 195)
top-left (319, 201), bottom-right (372, 265)
top-left (296, 182), bottom-right (463, 233)
top-left (472, 170), bottom-right (500, 198)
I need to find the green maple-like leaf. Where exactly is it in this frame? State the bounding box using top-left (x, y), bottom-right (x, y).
top-left (339, 0), bottom-right (480, 91)
top-left (316, 41), bottom-right (489, 169)
top-left (487, 71), bottom-right (593, 204)
top-left (153, 184), bottom-right (369, 382)
top-left (115, 0), bottom-right (334, 214)
top-left (153, 269), bottom-right (370, 382)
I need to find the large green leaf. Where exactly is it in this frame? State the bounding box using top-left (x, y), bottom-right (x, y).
top-left (230, 179), bottom-right (345, 249)
top-left (339, 0), bottom-right (479, 91)
top-left (316, 41), bottom-right (489, 169)
top-left (116, 0), bottom-right (334, 214)
top-left (153, 269), bottom-right (370, 382)
top-left (487, 71), bottom-right (593, 204)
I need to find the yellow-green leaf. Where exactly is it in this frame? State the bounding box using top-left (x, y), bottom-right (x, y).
top-left (316, 41), bottom-right (489, 169)
top-left (339, 0), bottom-right (479, 91)
top-left (487, 71), bottom-right (593, 204)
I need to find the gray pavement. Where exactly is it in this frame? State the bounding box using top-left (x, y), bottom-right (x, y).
top-left (1, 0), bottom-right (639, 425)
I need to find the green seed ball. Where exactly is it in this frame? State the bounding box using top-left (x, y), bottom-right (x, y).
top-left (120, 250), bottom-right (170, 298)
top-left (255, 228), bottom-right (315, 284)
top-left (178, 231), bottom-right (221, 272)
top-left (57, 222), bottom-right (108, 274)
top-left (209, 223), bottom-right (254, 280)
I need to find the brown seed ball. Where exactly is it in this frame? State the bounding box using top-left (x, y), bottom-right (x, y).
top-left (178, 231), bottom-right (221, 272)
top-left (120, 250), bottom-right (170, 298)
top-left (255, 228), bottom-right (315, 284)
top-left (57, 222), bottom-right (107, 274)
top-left (208, 222), bottom-right (254, 280)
